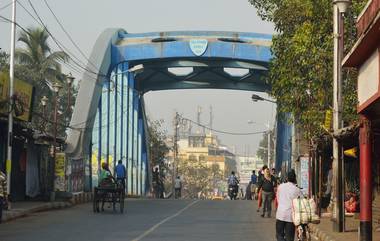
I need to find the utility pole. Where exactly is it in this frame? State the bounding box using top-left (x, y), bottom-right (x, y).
top-left (332, 0), bottom-right (351, 232)
top-left (6, 0), bottom-right (16, 203)
top-left (172, 112), bottom-right (179, 198)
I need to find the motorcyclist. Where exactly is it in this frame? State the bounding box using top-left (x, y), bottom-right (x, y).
top-left (227, 171), bottom-right (239, 200)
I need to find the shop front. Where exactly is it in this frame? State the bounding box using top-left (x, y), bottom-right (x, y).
top-left (343, 1), bottom-right (380, 239)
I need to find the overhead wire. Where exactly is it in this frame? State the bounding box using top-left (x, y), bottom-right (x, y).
top-left (7, 1), bottom-right (90, 77)
top-left (42, 0), bottom-right (99, 72)
top-left (3, 1), bottom-right (107, 87)
top-left (179, 115), bottom-right (267, 136)
top-left (25, 0), bottom-right (100, 75)
top-left (0, 1), bottom-right (12, 11)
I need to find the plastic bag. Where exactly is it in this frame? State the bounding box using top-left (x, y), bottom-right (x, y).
top-left (292, 197), bottom-right (320, 225)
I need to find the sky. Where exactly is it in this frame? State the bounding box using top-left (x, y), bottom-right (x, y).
top-left (0, 0), bottom-right (275, 156)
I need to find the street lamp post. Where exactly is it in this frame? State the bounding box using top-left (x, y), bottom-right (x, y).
top-left (251, 94), bottom-right (277, 104)
top-left (332, 0), bottom-right (350, 233)
top-left (250, 94), bottom-right (276, 168)
top-left (41, 96), bottom-right (48, 131)
top-left (248, 121), bottom-right (271, 168)
top-left (51, 82), bottom-right (62, 201)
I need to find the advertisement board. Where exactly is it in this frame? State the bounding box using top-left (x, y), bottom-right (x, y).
top-left (299, 156), bottom-right (309, 196)
top-left (0, 71), bottom-right (34, 122)
top-left (55, 153), bottom-right (66, 191)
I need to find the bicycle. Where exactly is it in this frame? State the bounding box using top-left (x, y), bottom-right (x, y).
top-left (296, 223), bottom-right (311, 241)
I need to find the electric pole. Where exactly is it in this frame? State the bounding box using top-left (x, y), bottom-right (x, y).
top-left (6, 0), bottom-right (16, 204)
top-left (172, 112), bottom-right (179, 198)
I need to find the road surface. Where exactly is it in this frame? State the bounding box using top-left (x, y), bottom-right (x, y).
top-left (0, 199), bottom-right (276, 241)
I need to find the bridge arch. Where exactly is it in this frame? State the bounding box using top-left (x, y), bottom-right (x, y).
top-left (65, 29), bottom-right (272, 194)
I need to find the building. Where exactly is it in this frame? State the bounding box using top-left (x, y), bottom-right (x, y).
top-left (343, 0), bottom-right (380, 239)
top-left (175, 133), bottom-right (237, 177)
top-left (236, 155), bottom-right (263, 185)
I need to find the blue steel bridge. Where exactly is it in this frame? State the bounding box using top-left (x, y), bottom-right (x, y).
top-left (65, 29), bottom-right (289, 195)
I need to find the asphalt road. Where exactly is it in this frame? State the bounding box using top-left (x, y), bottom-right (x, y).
top-left (0, 199), bottom-right (276, 241)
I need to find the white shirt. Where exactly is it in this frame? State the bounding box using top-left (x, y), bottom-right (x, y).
top-left (276, 182), bottom-right (302, 222)
top-left (174, 179), bottom-right (181, 189)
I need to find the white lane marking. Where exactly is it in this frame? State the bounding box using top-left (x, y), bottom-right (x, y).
top-left (131, 200), bottom-right (199, 241)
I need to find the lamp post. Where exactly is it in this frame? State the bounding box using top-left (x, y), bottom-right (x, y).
top-left (250, 94), bottom-right (276, 168)
top-left (332, 0), bottom-right (350, 233)
top-left (248, 121), bottom-right (271, 168)
top-left (251, 94), bottom-right (277, 104)
top-left (41, 96), bottom-right (48, 131)
top-left (51, 82), bottom-right (62, 201)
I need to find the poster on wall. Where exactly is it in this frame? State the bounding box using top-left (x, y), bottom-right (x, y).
top-left (299, 156), bottom-right (309, 196)
top-left (55, 153), bottom-right (66, 191)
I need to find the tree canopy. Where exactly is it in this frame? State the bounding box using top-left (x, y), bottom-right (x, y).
top-left (249, 0), bottom-right (367, 139)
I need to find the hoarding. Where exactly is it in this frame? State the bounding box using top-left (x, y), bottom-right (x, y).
top-left (0, 71), bottom-right (34, 122)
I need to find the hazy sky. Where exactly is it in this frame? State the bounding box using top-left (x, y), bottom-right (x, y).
top-left (0, 0), bottom-right (275, 156)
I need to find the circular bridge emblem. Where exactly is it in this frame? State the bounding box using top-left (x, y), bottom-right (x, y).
top-left (189, 39), bottom-right (208, 56)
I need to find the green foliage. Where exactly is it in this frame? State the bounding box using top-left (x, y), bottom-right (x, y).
top-left (15, 27), bottom-right (69, 91)
top-left (1, 26), bottom-right (75, 138)
top-left (249, 0), bottom-right (367, 139)
top-left (147, 119), bottom-right (170, 173)
top-left (256, 130), bottom-right (275, 163)
top-left (178, 157), bottom-right (223, 198)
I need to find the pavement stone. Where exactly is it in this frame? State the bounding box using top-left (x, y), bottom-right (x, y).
top-left (309, 216), bottom-right (380, 241)
top-left (2, 192), bottom-right (93, 223)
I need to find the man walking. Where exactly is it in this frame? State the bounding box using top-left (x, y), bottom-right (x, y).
top-left (174, 176), bottom-right (182, 199)
top-left (275, 170), bottom-right (301, 241)
top-left (115, 160), bottom-right (126, 190)
top-left (0, 170), bottom-right (7, 223)
top-left (152, 167), bottom-right (161, 198)
top-left (251, 170), bottom-right (257, 200)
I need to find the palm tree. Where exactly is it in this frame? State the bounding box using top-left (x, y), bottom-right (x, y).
top-left (15, 27), bottom-right (68, 91)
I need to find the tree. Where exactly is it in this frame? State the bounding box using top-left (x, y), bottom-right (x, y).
top-left (13, 27), bottom-right (74, 137)
top-left (249, 0), bottom-right (367, 139)
top-left (15, 27), bottom-right (68, 91)
top-left (147, 119), bottom-right (170, 175)
top-left (177, 157), bottom-right (223, 198)
top-left (256, 130), bottom-right (275, 164)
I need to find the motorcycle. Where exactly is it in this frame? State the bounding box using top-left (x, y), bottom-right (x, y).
top-left (228, 184), bottom-right (239, 200)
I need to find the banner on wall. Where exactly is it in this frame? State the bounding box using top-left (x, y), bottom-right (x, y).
top-left (299, 156), bottom-right (309, 196)
top-left (0, 71), bottom-right (34, 122)
top-left (55, 153), bottom-right (66, 191)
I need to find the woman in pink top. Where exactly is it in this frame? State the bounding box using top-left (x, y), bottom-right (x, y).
top-left (275, 170), bottom-right (301, 241)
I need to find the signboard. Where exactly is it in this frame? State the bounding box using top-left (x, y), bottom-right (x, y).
top-left (323, 109), bottom-right (332, 131)
top-left (55, 153), bottom-right (66, 191)
top-left (299, 156), bottom-right (309, 196)
top-left (0, 71), bottom-right (34, 121)
top-left (357, 49), bottom-right (380, 113)
top-left (189, 39), bottom-right (208, 56)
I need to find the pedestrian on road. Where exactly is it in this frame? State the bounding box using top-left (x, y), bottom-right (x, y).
top-left (257, 165), bottom-right (267, 212)
top-left (251, 170), bottom-right (257, 200)
top-left (152, 167), bottom-right (163, 198)
top-left (275, 170), bottom-right (302, 241)
top-left (0, 170), bottom-right (7, 223)
top-left (257, 167), bottom-right (277, 218)
top-left (115, 160), bottom-right (126, 190)
top-left (174, 176), bottom-right (182, 199)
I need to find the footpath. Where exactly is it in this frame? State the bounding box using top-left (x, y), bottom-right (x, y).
top-left (2, 192), bottom-right (93, 223)
top-left (310, 215), bottom-right (380, 241)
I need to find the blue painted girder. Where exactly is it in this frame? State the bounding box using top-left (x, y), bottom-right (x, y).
top-left (110, 31), bottom-right (272, 93)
